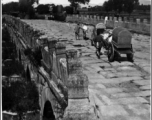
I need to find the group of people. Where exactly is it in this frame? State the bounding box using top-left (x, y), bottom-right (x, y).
top-left (92, 24), bottom-right (112, 59)
top-left (74, 22), bottom-right (112, 59)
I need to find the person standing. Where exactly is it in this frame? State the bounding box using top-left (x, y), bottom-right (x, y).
top-left (93, 28), bottom-right (105, 59)
top-left (74, 22), bottom-right (81, 40)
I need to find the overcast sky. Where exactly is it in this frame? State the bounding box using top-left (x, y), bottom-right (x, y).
top-left (1, 0), bottom-right (151, 6)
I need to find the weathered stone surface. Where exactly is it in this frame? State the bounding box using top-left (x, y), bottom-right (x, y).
top-left (111, 93), bottom-right (132, 99)
top-left (133, 80), bottom-right (150, 86)
top-left (116, 66), bottom-right (137, 71)
top-left (104, 88), bottom-right (124, 94)
top-left (111, 61), bottom-right (134, 67)
top-left (66, 49), bottom-right (78, 59)
top-left (130, 91), bottom-right (150, 97)
top-left (67, 59), bottom-right (83, 74)
top-left (140, 85), bottom-right (151, 90)
top-left (63, 99), bottom-right (97, 120)
top-left (99, 105), bottom-right (128, 116)
top-left (128, 104), bottom-right (150, 115)
top-left (89, 77), bottom-right (142, 84)
top-left (112, 97), bottom-right (148, 104)
top-left (95, 84), bottom-right (106, 89)
top-left (115, 71), bottom-right (143, 77)
top-left (99, 95), bottom-right (116, 105)
top-left (67, 72), bottom-right (89, 99)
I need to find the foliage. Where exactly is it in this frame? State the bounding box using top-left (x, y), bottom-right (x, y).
top-left (27, 5), bottom-right (36, 19)
top-left (68, 0), bottom-right (90, 4)
top-left (19, 1), bottom-right (36, 19)
top-left (2, 25), bottom-right (17, 61)
top-left (2, 2), bottom-right (19, 13)
top-left (2, 59), bottom-right (25, 77)
top-left (64, 6), bottom-right (74, 14)
top-left (68, 0), bottom-right (90, 11)
top-left (2, 25), bottom-right (39, 120)
top-left (2, 79), bottom-right (39, 120)
top-left (123, 0), bottom-right (139, 14)
top-left (135, 4), bottom-right (150, 11)
top-left (103, 0), bottom-right (113, 13)
top-left (88, 5), bottom-right (103, 12)
top-left (36, 4), bottom-right (50, 14)
top-left (103, 0), bottom-right (139, 14)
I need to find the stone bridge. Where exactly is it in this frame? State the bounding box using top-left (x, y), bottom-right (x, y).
top-left (3, 15), bottom-right (96, 120)
top-left (3, 15), bottom-right (150, 120)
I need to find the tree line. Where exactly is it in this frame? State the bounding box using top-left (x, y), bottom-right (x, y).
top-left (2, 0), bottom-right (150, 16)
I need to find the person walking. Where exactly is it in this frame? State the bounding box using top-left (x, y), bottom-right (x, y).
top-left (74, 22), bottom-right (81, 40)
top-left (93, 28), bottom-right (105, 59)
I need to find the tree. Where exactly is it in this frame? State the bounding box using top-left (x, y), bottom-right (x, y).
top-left (123, 0), bottom-right (139, 15)
top-left (2, 79), bottom-right (39, 120)
top-left (64, 6), bottom-right (74, 14)
top-left (36, 4), bottom-right (50, 14)
top-left (68, 0), bottom-right (90, 13)
top-left (2, 25), bottom-right (17, 61)
top-left (2, 2), bottom-right (19, 14)
top-left (103, 1), bottom-right (113, 13)
top-left (103, 0), bottom-right (139, 15)
top-left (19, 0), bottom-right (36, 19)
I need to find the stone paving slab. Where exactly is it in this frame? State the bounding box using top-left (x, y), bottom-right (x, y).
top-left (133, 80), bottom-right (150, 86)
top-left (99, 105), bottom-right (128, 117)
top-left (139, 85), bottom-right (151, 90)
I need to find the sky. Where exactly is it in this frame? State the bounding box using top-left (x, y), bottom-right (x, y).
top-left (1, 0), bottom-right (151, 6)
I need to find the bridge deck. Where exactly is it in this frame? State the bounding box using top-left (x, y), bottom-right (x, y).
top-left (23, 20), bottom-right (150, 120)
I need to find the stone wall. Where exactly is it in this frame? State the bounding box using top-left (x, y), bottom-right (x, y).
top-left (66, 15), bottom-right (150, 35)
top-left (2, 15), bottom-right (96, 120)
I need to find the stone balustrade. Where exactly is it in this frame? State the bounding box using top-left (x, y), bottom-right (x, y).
top-left (66, 14), bottom-right (150, 35)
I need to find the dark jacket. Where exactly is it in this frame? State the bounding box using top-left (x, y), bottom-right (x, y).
top-left (94, 34), bottom-right (104, 43)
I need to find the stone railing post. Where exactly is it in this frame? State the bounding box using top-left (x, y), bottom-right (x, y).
top-left (118, 17), bottom-right (122, 22)
top-left (109, 16), bottom-right (113, 21)
top-left (136, 19), bottom-right (141, 24)
top-left (94, 15), bottom-right (96, 21)
top-left (39, 36), bottom-right (51, 71)
top-left (87, 15), bottom-right (89, 19)
top-left (114, 17), bottom-right (118, 22)
top-left (66, 49), bottom-right (89, 99)
top-left (143, 19), bottom-right (148, 24)
top-left (97, 16), bottom-right (100, 21)
top-left (48, 39), bottom-right (58, 73)
top-left (55, 42), bottom-right (68, 83)
top-left (63, 49), bottom-right (96, 120)
top-left (129, 18), bottom-right (134, 23)
top-left (124, 17), bottom-right (127, 22)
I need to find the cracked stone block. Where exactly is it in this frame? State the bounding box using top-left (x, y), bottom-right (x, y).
top-left (140, 85), bottom-right (151, 90)
top-left (99, 105), bottom-right (128, 117)
top-left (112, 97), bottom-right (149, 104)
top-left (128, 104), bottom-right (150, 115)
top-left (133, 80), bottom-right (150, 86)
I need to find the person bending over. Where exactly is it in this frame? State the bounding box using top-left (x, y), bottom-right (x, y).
top-left (93, 29), bottom-right (105, 59)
